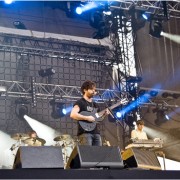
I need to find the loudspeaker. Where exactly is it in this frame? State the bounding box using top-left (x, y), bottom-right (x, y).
top-left (122, 148), bottom-right (161, 170)
top-left (65, 145), bottom-right (124, 169)
top-left (13, 146), bottom-right (64, 169)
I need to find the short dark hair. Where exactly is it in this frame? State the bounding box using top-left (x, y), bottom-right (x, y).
top-left (28, 130), bottom-right (37, 136)
top-left (136, 120), bottom-right (145, 126)
top-left (81, 80), bottom-right (96, 95)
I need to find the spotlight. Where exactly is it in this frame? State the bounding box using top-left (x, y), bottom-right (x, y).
top-left (162, 92), bottom-right (170, 98)
top-left (90, 11), bottom-right (110, 39)
top-left (13, 21), bottom-right (26, 30)
top-left (154, 108), bottom-right (169, 125)
top-left (0, 85), bottom-right (7, 92)
top-left (125, 112), bottom-right (137, 128)
top-left (162, 92), bottom-right (180, 99)
top-left (4, 0), bottom-right (13, 4)
top-left (50, 100), bottom-right (67, 119)
top-left (172, 93), bottom-right (180, 99)
top-left (16, 104), bottom-right (28, 120)
top-left (116, 112), bottom-right (122, 118)
top-left (149, 90), bottom-right (158, 97)
top-left (142, 13), bottom-right (148, 20)
top-left (38, 68), bottom-right (55, 77)
top-left (131, 10), bottom-right (146, 31)
top-left (76, 7), bottom-right (83, 15)
top-left (0, 85), bottom-right (7, 96)
top-left (149, 19), bottom-right (163, 38)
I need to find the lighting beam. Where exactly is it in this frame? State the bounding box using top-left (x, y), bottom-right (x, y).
top-left (161, 32), bottom-right (180, 44)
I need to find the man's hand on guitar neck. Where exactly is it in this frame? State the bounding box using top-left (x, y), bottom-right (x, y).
top-left (99, 108), bottom-right (111, 119)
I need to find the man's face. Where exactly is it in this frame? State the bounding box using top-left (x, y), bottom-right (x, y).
top-left (84, 87), bottom-right (96, 98)
top-left (137, 124), bottom-right (144, 131)
top-left (31, 133), bottom-right (37, 138)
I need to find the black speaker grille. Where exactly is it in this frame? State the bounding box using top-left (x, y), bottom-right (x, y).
top-left (14, 146), bottom-right (64, 168)
top-left (132, 148), bottom-right (161, 170)
top-left (77, 145), bottom-right (124, 169)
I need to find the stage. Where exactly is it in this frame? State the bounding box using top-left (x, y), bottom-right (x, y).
top-left (0, 169), bottom-right (180, 179)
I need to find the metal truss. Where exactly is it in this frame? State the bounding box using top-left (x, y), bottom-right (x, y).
top-left (0, 33), bottom-right (113, 65)
top-left (0, 80), bottom-right (129, 103)
top-left (110, 12), bottom-right (136, 92)
top-left (110, 1), bottom-right (180, 18)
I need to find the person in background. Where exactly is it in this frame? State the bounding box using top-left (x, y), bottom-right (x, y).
top-left (131, 120), bottom-right (148, 140)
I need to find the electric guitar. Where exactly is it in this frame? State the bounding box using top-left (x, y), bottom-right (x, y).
top-left (78, 99), bottom-right (127, 131)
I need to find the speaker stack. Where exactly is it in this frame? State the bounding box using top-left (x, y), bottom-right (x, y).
top-left (13, 146), bottom-right (64, 169)
top-left (65, 145), bottom-right (124, 169)
top-left (122, 147), bottom-right (161, 170)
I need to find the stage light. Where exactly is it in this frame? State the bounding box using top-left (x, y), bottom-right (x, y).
top-left (90, 11), bottom-right (110, 39)
top-left (149, 90), bottom-right (158, 97)
top-left (142, 13), bottom-right (148, 20)
top-left (125, 112), bottom-right (137, 128)
top-left (76, 7), bottom-right (83, 15)
top-left (15, 104), bottom-right (28, 120)
top-left (162, 92), bottom-right (180, 99)
top-left (149, 19), bottom-right (163, 38)
top-left (154, 108), bottom-right (169, 125)
top-left (131, 10), bottom-right (146, 32)
top-left (13, 21), bottom-right (26, 30)
top-left (0, 86), bottom-right (7, 92)
top-left (4, 0), bottom-right (13, 4)
top-left (116, 112), bottom-right (122, 118)
top-left (50, 100), bottom-right (67, 119)
top-left (0, 85), bottom-right (7, 96)
top-left (38, 68), bottom-right (55, 77)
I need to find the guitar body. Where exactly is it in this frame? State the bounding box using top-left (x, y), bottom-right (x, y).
top-left (79, 109), bottom-right (100, 132)
top-left (78, 99), bottom-right (127, 132)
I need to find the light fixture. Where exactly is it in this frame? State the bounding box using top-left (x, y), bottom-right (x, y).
top-left (149, 19), bottom-right (163, 38)
top-left (90, 11), bottom-right (110, 39)
top-left (15, 104), bottom-right (29, 120)
top-left (131, 9), bottom-right (146, 32)
top-left (4, 0), bottom-right (14, 4)
top-left (162, 92), bottom-right (180, 99)
top-left (0, 85), bottom-right (7, 92)
top-left (153, 107), bottom-right (169, 125)
top-left (50, 99), bottom-right (67, 119)
top-left (0, 86), bottom-right (7, 96)
top-left (125, 112), bottom-right (137, 128)
top-left (38, 68), bottom-right (55, 77)
top-left (13, 21), bottom-right (26, 30)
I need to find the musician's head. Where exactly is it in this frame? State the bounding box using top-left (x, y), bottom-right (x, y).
top-left (29, 130), bottom-right (37, 138)
top-left (136, 120), bottom-right (145, 131)
top-left (81, 80), bottom-right (96, 97)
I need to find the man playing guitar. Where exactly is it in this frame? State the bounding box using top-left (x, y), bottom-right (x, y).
top-left (70, 80), bottom-right (105, 146)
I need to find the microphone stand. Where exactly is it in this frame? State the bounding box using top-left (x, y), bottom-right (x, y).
top-left (98, 94), bottom-right (122, 147)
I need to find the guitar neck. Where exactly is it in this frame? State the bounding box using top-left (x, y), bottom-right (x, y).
top-left (98, 100), bottom-right (125, 117)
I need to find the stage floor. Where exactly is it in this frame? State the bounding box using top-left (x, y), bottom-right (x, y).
top-left (0, 169), bottom-right (180, 179)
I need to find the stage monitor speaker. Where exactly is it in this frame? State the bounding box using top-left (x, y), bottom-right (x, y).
top-left (122, 147), bottom-right (161, 170)
top-left (66, 145), bottom-right (124, 169)
top-left (13, 146), bottom-right (64, 169)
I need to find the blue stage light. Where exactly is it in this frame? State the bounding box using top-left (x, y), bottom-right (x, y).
top-left (76, 7), bottom-right (83, 15)
top-left (165, 114), bottom-right (170, 120)
top-left (116, 112), bottom-right (122, 118)
top-left (142, 13), bottom-right (148, 20)
top-left (4, 0), bottom-right (13, 4)
top-left (62, 108), bottom-right (67, 115)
